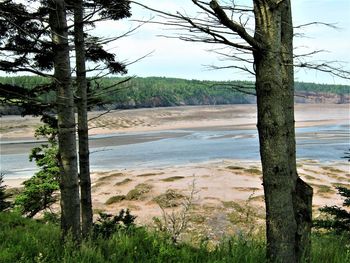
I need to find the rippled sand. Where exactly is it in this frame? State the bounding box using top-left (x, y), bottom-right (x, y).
top-left (2, 104), bottom-right (349, 239)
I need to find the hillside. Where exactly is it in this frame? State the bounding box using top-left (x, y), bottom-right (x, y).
top-left (0, 76), bottom-right (349, 115)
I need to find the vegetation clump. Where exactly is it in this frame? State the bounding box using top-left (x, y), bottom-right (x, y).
top-left (98, 172), bottom-right (125, 182)
top-left (1, 212), bottom-right (350, 262)
top-left (0, 174), bottom-right (11, 212)
top-left (153, 189), bottom-right (185, 208)
top-left (226, 165), bottom-right (244, 171)
top-left (321, 166), bottom-right (343, 173)
top-left (314, 186), bottom-right (350, 234)
top-left (161, 176), bottom-right (185, 182)
top-left (137, 172), bottom-right (163, 177)
top-left (93, 209), bottom-right (136, 238)
top-left (244, 168), bottom-right (261, 176)
top-left (125, 183), bottom-right (152, 200)
top-left (115, 178), bottom-right (132, 186)
top-left (14, 120), bottom-right (59, 218)
top-left (105, 195), bottom-right (126, 205)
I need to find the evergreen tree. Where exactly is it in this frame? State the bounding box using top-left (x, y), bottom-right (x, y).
top-left (0, 174), bottom-right (11, 212)
top-left (314, 150), bottom-right (350, 234)
top-left (15, 116), bottom-right (59, 218)
top-left (1, 0), bottom-right (132, 239)
top-left (314, 186), bottom-right (350, 234)
top-left (72, 0), bottom-right (131, 236)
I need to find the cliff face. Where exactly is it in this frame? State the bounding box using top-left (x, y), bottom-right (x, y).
top-left (295, 92), bottom-right (350, 104)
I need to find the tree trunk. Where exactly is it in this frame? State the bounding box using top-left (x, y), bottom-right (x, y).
top-left (253, 1), bottom-right (313, 262)
top-left (74, 0), bottom-right (93, 236)
top-left (49, 0), bottom-right (81, 240)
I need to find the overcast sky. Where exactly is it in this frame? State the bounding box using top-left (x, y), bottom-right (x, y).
top-left (93, 0), bottom-right (350, 85)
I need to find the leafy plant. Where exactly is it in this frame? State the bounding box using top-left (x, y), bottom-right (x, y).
top-left (314, 186), bottom-right (350, 234)
top-left (93, 209), bottom-right (136, 238)
top-left (0, 173), bottom-right (12, 212)
top-left (15, 116), bottom-right (60, 218)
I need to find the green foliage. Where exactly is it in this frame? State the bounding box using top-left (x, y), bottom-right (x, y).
top-left (311, 232), bottom-right (350, 263)
top-left (90, 0), bottom-right (131, 20)
top-left (295, 82), bottom-right (350, 95)
top-left (0, 1), bottom-right (130, 117)
top-left (153, 189), bottom-right (185, 208)
top-left (0, 212), bottom-right (62, 263)
top-left (14, 119), bottom-right (59, 218)
top-left (125, 183), bottom-right (152, 200)
top-left (42, 211), bottom-right (60, 225)
top-left (0, 174), bottom-right (12, 212)
top-left (1, 76), bottom-right (349, 115)
top-left (104, 195), bottom-right (126, 204)
top-left (92, 209), bottom-right (136, 238)
top-left (92, 77), bottom-right (256, 108)
top-left (314, 186), bottom-right (350, 234)
top-left (1, 212), bottom-right (349, 263)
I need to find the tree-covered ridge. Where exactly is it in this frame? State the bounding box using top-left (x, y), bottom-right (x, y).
top-left (1, 76), bottom-right (349, 114)
top-left (294, 81), bottom-right (349, 94)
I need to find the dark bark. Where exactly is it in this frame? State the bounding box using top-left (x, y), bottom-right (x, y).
top-left (74, 0), bottom-right (93, 236)
top-left (294, 178), bottom-right (313, 261)
top-left (133, 2), bottom-right (315, 260)
top-left (280, 1), bottom-right (313, 261)
top-left (253, 1), bottom-right (313, 262)
top-left (49, 0), bottom-right (81, 240)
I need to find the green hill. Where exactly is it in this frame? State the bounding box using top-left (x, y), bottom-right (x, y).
top-left (0, 76), bottom-right (349, 114)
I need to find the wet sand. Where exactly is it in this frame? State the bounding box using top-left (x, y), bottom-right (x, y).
top-left (1, 104), bottom-right (349, 153)
top-left (1, 104), bottom-right (349, 240)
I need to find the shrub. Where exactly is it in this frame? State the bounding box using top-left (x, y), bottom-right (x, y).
top-left (105, 195), bottom-right (126, 205)
top-left (93, 209), bottom-right (136, 238)
top-left (153, 189), bottom-right (185, 208)
top-left (14, 119), bottom-right (59, 218)
top-left (125, 183), bottom-right (152, 200)
top-left (314, 186), bottom-right (350, 234)
top-left (0, 173), bottom-right (11, 211)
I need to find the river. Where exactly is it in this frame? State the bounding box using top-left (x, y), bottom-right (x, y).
top-left (1, 121), bottom-right (349, 179)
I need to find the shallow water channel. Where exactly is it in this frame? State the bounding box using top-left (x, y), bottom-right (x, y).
top-left (1, 122), bottom-right (349, 179)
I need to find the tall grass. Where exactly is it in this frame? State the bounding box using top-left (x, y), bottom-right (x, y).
top-left (311, 232), bottom-right (350, 263)
top-left (0, 212), bottom-right (348, 263)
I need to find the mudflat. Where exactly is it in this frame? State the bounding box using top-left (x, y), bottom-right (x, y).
top-left (1, 104), bottom-right (349, 240)
top-left (1, 104), bottom-right (349, 146)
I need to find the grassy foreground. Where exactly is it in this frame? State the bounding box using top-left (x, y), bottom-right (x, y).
top-left (0, 212), bottom-right (349, 263)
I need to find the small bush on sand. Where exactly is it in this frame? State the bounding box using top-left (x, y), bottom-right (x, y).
top-left (153, 189), bottom-right (185, 208)
top-left (105, 195), bottom-right (126, 205)
top-left (125, 183), bottom-right (152, 200)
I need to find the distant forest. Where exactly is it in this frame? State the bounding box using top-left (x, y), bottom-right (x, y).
top-left (0, 76), bottom-right (349, 114)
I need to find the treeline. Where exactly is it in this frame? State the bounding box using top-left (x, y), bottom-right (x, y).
top-left (0, 76), bottom-right (349, 114)
top-left (94, 77), bottom-right (256, 109)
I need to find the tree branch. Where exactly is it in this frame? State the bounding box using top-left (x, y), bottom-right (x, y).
top-left (208, 0), bottom-right (261, 50)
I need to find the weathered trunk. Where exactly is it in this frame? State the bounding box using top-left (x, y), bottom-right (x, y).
top-left (253, 0), bottom-right (313, 262)
top-left (49, 0), bottom-right (81, 240)
top-left (74, 0), bottom-right (93, 236)
top-left (280, 2), bottom-right (313, 261)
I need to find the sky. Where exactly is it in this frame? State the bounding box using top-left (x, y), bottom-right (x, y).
top-left (92, 0), bottom-right (350, 85)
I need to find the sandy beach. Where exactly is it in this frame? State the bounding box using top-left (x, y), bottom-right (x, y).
top-left (1, 104), bottom-right (349, 140)
top-left (1, 104), bottom-right (349, 239)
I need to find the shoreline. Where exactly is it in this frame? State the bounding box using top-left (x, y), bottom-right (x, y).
top-left (1, 104), bottom-right (349, 140)
top-left (4, 158), bottom-right (349, 205)
top-left (2, 103), bottom-right (349, 184)
top-left (2, 104), bottom-right (349, 234)
top-left (1, 104), bottom-right (349, 158)
top-left (4, 158), bottom-right (348, 230)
